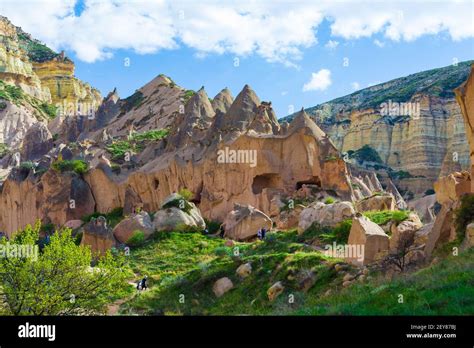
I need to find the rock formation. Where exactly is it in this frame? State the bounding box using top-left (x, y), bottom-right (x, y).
top-left (285, 61), bottom-right (473, 197)
top-left (297, 201), bottom-right (355, 233)
top-left (346, 214), bottom-right (389, 266)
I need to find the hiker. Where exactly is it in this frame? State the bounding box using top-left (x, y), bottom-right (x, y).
top-left (137, 276), bottom-right (148, 291)
top-left (257, 229), bottom-right (262, 240)
top-left (261, 227), bottom-right (267, 240)
top-left (219, 225), bottom-right (225, 238)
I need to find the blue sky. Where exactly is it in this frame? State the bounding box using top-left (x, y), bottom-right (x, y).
top-left (2, 0), bottom-right (473, 118)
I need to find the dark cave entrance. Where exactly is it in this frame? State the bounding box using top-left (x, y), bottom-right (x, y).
top-left (295, 176), bottom-right (321, 190)
top-left (252, 173), bottom-right (282, 194)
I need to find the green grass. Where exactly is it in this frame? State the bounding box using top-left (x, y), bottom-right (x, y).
top-left (17, 31), bottom-right (61, 62)
top-left (106, 129), bottom-right (169, 161)
top-left (0, 80), bottom-right (59, 120)
top-left (294, 248), bottom-right (474, 315)
top-left (118, 230), bottom-right (341, 315)
top-left (0, 143), bottom-right (8, 157)
top-left (301, 210), bottom-right (411, 246)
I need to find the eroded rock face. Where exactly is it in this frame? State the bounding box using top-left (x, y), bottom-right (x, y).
top-left (0, 170), bottom-right (95, 236)
top-left (294, 62), bottom-right (473, 195)
top-left (112, 211), bottom-right (154, 244)
top-left (424, 171), bottom-right (471, 258)
top-left (346, 214), bottom-right (389, 266)
top-left (355, 193), bottom-right (396, 212)
top-left (455, 64), bottom-right (474, 193)
top-left (223, 203), bottom-right (272, 241)
top-left (20, 122), bottom-right (53, 160)
top-left (297, 201), bottom-right (355, 234)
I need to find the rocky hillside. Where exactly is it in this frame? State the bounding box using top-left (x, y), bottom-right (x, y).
top-left (0, 15), bottom-right (101, 150)
top-left (284, 61), bottom-right (473, 198)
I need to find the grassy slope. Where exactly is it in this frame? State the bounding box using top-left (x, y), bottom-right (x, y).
top-left (296, 248), bottom-right (474, 315)
top-left (117, 212), bottom-right (473, 316)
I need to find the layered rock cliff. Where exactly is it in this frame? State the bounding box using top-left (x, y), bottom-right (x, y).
top-left (285, 61), bottom-right (472, 197)
top-left (0, 16), bottom-right (101, 151)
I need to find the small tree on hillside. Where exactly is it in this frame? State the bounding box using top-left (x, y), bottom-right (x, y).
top-left (0, 222), bottom-right (127, 315)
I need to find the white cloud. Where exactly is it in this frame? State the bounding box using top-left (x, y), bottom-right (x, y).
top-left (373, 39), bottom-right (385, 48)
top-left (303, 69), bottom-right (332, 92)
top-left (351, 82), bottom-right (361, 91)
top-left (325, 40), bottom-right (339, 50)
top-left (0, 0), bottom-right (472, 64)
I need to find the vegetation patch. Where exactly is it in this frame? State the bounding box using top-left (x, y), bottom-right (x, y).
top-left (348, 145), bottom-right (383, 165)
top-left (454, 194), bottom-right (474, 241)
top-left (295, 248), bottom-right (474, 315)
top-left (52, 159), bottom-right (88, 175)
top-left (82, 207), bottom-right (124, 229)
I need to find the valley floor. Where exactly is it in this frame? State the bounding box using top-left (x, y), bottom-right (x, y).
top-left (115, 229), bottom-right (474, 316)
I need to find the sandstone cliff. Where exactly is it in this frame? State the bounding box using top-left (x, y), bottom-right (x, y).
top-left (285, 61), bottom-right (472, 198)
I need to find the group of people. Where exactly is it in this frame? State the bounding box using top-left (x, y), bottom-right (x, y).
top-left (257, 227), bottom-right (267, 240)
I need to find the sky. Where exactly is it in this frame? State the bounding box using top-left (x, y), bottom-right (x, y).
top-left (1, 0), bottom-right (473, 118)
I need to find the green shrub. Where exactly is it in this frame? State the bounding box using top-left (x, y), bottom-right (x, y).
top-left (127, 230), bottom-right (146, 246)
top-left (0, 143), bottom-right (9, 157)
top-left (324, 197), bottom-right (335, 204)
top-left (454, 194), bottom-right (474, 241)
top-left (178, 188), bottom-right (193, 201)
top-left (183, 90), bottom-right (195, 103)
top-left (350, 145), bottom-right (383, 164)
top-left (19, 161), bottom-right (36, 172)
top-left (52, 159), bottom-right (88, 175)
top-left (0, 101), bottom-right (7, 110)
top-left (40, 102), bottom-right (58, 118)
top-left (204, 219), bottom-right (221, 234)
top-left (131, 129), bottom-right (169, 142)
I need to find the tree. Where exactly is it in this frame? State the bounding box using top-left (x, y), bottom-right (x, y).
top-left (382, 231), bottom-right (416, 273)
top-left (0, 222), bottom-right (127, 315)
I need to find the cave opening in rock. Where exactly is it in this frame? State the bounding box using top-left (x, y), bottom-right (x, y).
top-left (252, 173), bottom-right (282, 194)
top-left (296, 176), bottom-right (321, 190)
top-left (191, 182), bottom-right (203, 204)
top-left (153, 178), bottom-right (160, 190)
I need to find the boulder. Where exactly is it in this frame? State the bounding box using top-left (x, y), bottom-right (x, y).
top-left (296, 270), bottom-right (316, 292)
top-left (297, 201), bottom-right (355, 234)
top-left (346, 214), bottom-right (389, 266)
top-left (212, 277), bottom-right (234, 297)
top-left (223, 203), bottom-right (272, 241)
top-left (267, 281), bottom-right (285, 301)
top-left (80, 216), bottom-right (116, 256)
top-left (461, 222), bottom-right (474, 250)
top-left (389, 218), bottom-right (422, 252)
top-left (152, 194), bottom-right (205, 232)
top-left (113, 211), bottom-right (154, 244)
top-left (355, 193), bottom-right (396, 212)
top-left (236, 263), bottom-right (252, 278)
top-left (153, 206), bottom-right (205, 232)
